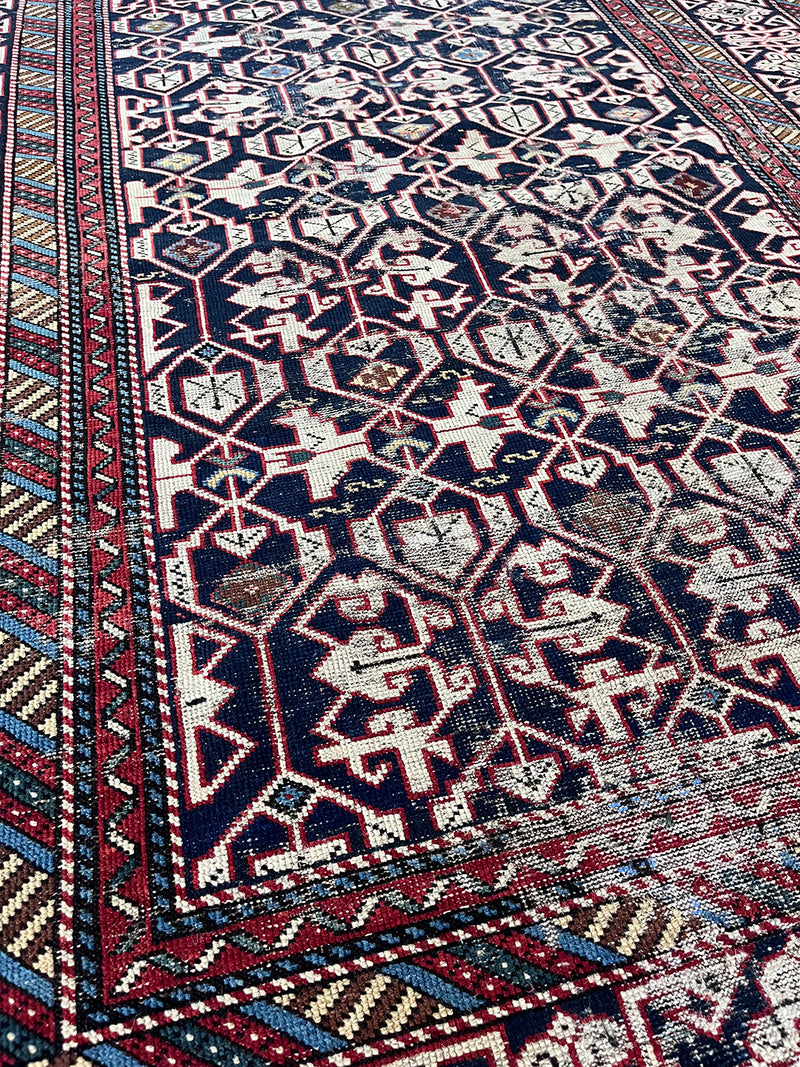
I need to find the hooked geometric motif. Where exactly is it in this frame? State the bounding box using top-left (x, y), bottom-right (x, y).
top-left (5, 0), bottom-right (800, 1061)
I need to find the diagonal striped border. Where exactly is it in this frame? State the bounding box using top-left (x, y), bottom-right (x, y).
top-left (0, 0), bottom-right (61, 1059)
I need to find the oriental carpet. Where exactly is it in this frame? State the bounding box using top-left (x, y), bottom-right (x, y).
top-left (4, 0), bottom-right (800, 1062)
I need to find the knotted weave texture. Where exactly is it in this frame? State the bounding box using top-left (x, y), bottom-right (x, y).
top-left (4, 0), bottom-right (800, 1062)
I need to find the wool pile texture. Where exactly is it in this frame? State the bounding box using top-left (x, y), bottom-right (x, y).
top-left (4, 0), bottom-right (800, 1061)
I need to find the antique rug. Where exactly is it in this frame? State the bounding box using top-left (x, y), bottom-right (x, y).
top-left (5, 0), bottom-right (800, 1062)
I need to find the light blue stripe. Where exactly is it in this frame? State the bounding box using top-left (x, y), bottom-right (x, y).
top-left (5, 414), bottom-right (57, 441)
top-left (15, 151), bottom-right (53, 161)
top-left (0, 822), bottom-right (52, 873)
top-left (383, 962), bottom-right (483, 1010)
top-left (0, 951), bottom-right (53, 1005)
top-left (86, 1046), bottom-right (146, 1067)
top-left (11, 273), bottom-right (58, 297)
top-left (558, 932), bottom-right (625, 965)
top-left (11, 206), bottom-right (55, 223)
top-left (0, 613), bottom-right (57, 658)
top-left (8, 355), bottom-right (58, 379)
top-left (17, 108), bottom-right (55, 116)
top-left (4, 472), bottom-right (56, 501)
top-left (241, 1002), bottom-right (347, 1052)
top-left (13, 237), bottom-right (56, 257)
top-left (0, 531), bottom-right (58, 575)
top-left (17, 128), bottom-right (55, 140)
top-left (17, 48), bottom-right (54, 55)
top-left (0, 710), bottom-right (56, 754)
